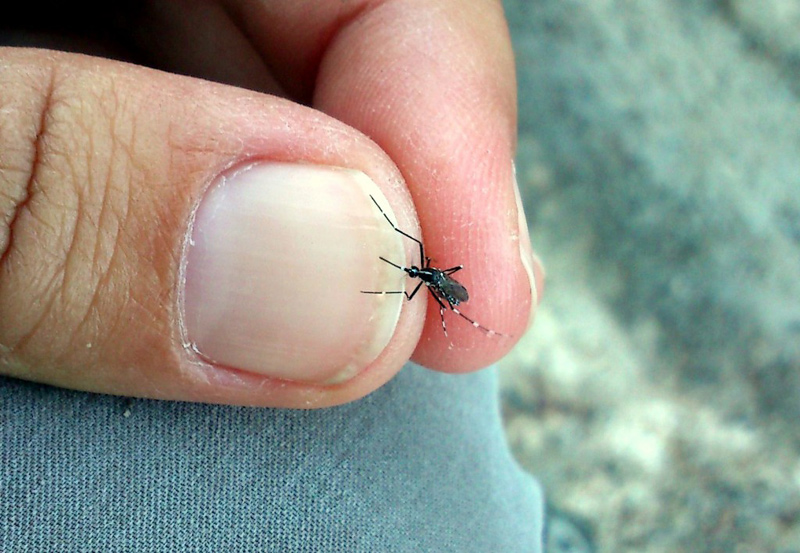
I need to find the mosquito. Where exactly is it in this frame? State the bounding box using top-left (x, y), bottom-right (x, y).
top-left (361, 195), bottom-right (507, 337)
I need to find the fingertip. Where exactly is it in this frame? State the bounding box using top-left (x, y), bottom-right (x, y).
top-left (309, 1), bottom-right (520, 373)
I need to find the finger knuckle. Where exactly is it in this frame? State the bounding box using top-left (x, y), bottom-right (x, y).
top-left (0, 57), bottom-right (133, 361)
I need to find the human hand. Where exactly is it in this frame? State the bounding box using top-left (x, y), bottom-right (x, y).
top-left (0, 1), bottom-right (543, 407)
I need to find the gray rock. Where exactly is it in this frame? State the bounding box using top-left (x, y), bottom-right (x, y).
top-left (501, 1), bottom-right (800, 551)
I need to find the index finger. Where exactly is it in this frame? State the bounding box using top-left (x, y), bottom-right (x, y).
top-left (229, 0), bottom-right (539, 371)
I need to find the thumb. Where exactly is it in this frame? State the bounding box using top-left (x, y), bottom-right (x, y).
top-left (0, 49), bottom-right (425, 407)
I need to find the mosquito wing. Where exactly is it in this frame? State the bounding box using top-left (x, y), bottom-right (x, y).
top-left (438, 274), bottom-right (469, 305)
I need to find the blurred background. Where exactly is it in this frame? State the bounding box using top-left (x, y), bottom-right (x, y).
top-left (499, 1), bottom-right (800, 551)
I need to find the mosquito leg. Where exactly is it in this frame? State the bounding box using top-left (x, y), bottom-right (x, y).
top-left (378, 256), bottom-right (405, 271)
top-left (405, 281), bottom-right (425, 301)
top-left (369, 195), bottom-right (425, 268)
top-left (428, 288), bottom-right (450, 336)
top-left (397, 228), bottom-right (425, 269)
top-left (361, 280), bottom-right (424, 301)
top-left (367, 194), bottom-right (507, 338)
top-left (450, 307), bottom-right (508, 337)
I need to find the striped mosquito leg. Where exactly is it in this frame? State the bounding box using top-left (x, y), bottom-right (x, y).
top-left (361, 281), bottom-right (424, 301)
top-left (451, 307), bottom-right (506, 337)
top-left (426, 289), bottom-right (450, 336)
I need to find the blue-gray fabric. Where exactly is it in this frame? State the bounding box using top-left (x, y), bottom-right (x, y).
top-left (1, 364), bottom-right (543, 552)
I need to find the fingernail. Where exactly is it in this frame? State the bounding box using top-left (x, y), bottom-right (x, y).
top-left (181, 163), bottom-right (405, 384)
top-left (512, 163), bottom-right (545, 328)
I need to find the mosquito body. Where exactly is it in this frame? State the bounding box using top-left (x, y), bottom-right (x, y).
top-left (361, 195), bottom-right (506, 337)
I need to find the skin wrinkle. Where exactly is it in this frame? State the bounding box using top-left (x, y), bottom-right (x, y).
top-left (87, 85), bottom-right (134, 329)
top-left (116, 93), bottom-right (182, 378)
top-left (120, 290), bottom-right (160, 349)
top-left (77, 192), bottom-right (120, 356)
top-left (0, 66), bottom-right (54, 270)
top-left (92, 142), bottom-right (167, 376)
top-left (2, 62), bottom-right (129, 370)
top-left (62, 75), bottom-right (126, 356)
top-left (10, 256), bottom-right (63, 356)
top-left (59, 149), bottom-right (83, 324)
top-left (53, 77), bottom-right (92, 319)
top-left (223, 0), bottom-right (378, 101)
top-left (0, 69), bottom-right (59, 363)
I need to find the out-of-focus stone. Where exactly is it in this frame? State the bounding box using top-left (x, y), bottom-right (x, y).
top-left (502, 0), bottom-right (800, 551)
